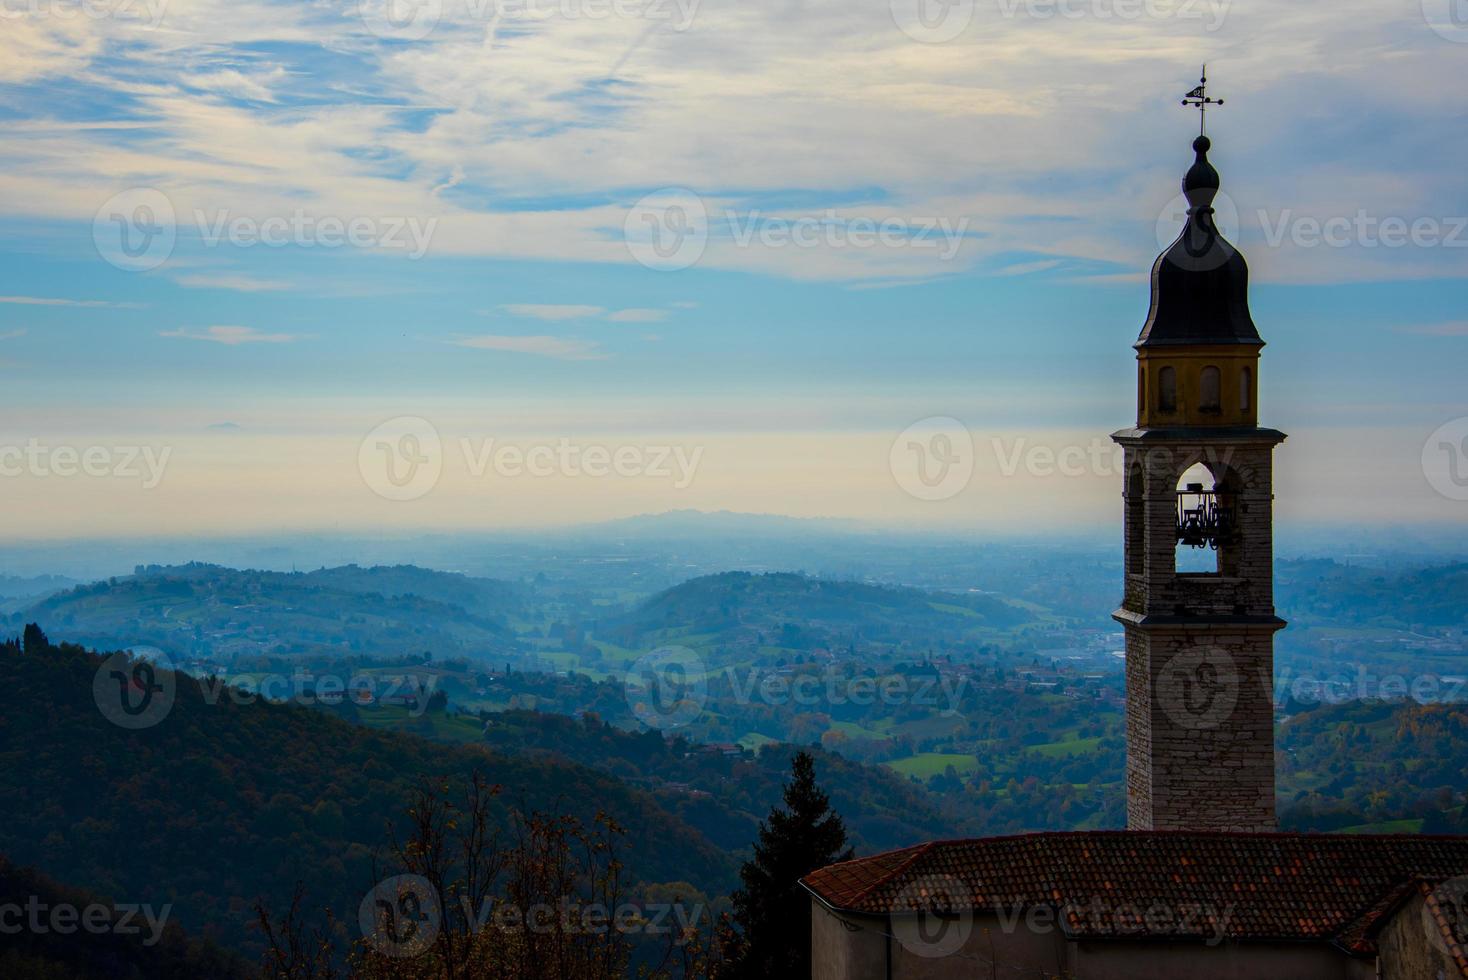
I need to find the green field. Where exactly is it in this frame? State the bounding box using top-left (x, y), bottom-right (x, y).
top-left (828, 721), bottom-right (892, 741)
top-left (885, 753), bottom-right (978, 778)
top-left (737, 732), bottom-right (778, 751)
top-left (1031, 736), bottom-right (1104, 758)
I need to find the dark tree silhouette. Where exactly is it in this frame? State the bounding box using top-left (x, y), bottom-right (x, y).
top-left (725, 751), bottom-right (852, 979)
top-left (22, 622), bottom-right (48, 656)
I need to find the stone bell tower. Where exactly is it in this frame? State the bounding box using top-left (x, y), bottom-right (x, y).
top-left (1112, 133), bottom-right (1286, 833)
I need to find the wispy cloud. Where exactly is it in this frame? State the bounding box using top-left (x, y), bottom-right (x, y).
top-left (160, 325), bottom-right (301, 345)
top-left (173, 274), bottom-right (292, 293)
top-left (451, 335), bottom-right (605, 360)
top-left (606, 308), bottom-right (667, 323)
top-left (995, 258), bottom-right (1063, 277)
top-left (499, 304), bottom-right (671, 324)
top-left (185, 66), bottom-right (288, 104)
top-left (0, 329), bottom-right (26, 340)
top-left (499, 304), bottom-right (605, 321)
top-left (1, 0), bottom-right (1466, 287)
top-left (0, 296), bottom-right (137, 308)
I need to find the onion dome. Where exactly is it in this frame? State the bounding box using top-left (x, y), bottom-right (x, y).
top-left (1136, 136), bottom-right (1262, 349)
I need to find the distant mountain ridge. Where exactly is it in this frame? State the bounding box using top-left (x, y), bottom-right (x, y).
top-left (16, 563), bottom-right (523, 664)
top-left (575, 509), bottom-right (867, 539)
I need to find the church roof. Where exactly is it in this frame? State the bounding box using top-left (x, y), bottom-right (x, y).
top-left (801, 830), bottom-right (1468, 956)
top-left (1135, 136), bottom-right (1263, 349)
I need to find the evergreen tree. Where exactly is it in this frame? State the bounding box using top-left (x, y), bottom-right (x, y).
top-left (22, 623), bottom-right (48, 656)
top-left (725, 751), bottom-right (852, 978)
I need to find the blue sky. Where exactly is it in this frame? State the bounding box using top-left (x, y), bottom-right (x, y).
top-left (1, 0), bottom-right (1466, 536)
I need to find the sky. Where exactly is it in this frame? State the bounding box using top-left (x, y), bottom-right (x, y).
top-left (0, 0), bottom-right (1466, 539)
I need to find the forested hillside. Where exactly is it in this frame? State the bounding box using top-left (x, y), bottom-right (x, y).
top-left (0, 634), bottom-right (736, 957)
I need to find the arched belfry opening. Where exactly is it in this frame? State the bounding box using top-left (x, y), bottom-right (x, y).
top-left (1125, 461), bottom-right (1145, 576)
top-left (1174, 460), bottom-right (1243, 576)
top-left (1174, 462), bottom-right (1219, 573)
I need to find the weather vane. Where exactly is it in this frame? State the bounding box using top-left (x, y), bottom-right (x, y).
top-left (1181, 65), bottom-right (1223, 137)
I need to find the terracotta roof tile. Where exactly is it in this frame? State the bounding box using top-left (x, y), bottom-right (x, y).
top-left (800, 831), bottom-right (1468, 953)
top-left (1421, 880), bottom-right (1468, 978)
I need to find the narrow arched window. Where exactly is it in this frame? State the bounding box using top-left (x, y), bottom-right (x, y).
top-left (1158, 367), bottom-right (1177, 413)
top-left (1200, 366), bottom-right (1221, 413)
top-left (1239, 367), bottom-right (1252, 412)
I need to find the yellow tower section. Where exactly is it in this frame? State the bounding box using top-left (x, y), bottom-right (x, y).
top-left (1136, 345), bottom-right (1259, 428)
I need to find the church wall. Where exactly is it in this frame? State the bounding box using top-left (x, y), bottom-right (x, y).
top-left (814, 901), bottom-right (1376, 980)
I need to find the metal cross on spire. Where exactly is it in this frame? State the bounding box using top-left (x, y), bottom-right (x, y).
top-left (1181, 65), bottom-right (1224, 136)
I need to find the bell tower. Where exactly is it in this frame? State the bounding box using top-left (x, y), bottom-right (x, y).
top-left (1113, 131), bottom-right (1286, 832)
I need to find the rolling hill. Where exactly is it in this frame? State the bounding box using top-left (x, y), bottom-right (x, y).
top-left (597, 571), bottom-right (1032, 663)
top-left (13, 563), bottom-right (524, 664)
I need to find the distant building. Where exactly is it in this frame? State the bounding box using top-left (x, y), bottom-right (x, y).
top-left (804, 118), bottom-right (1468, 979)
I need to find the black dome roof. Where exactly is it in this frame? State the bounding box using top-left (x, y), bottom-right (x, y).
top-left (1135, 136), bottom-right (1263, 349)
